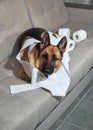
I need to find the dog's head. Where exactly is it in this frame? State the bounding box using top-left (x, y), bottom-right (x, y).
top-left (38, 31), bottom-right (67, 77)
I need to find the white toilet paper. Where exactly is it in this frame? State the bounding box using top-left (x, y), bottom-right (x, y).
top-left (73, 30), bottom-right (87, 43)
top-left (10, 31), bottom-right (71, 96)
top-left (58, 28), bottom-right (70, 39)
top-left (48, 31), bottom-right (62, 46)
top-left (66, 39), bottom-right (76, 52)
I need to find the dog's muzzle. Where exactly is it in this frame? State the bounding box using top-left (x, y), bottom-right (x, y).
top-left (42, 65), bottom-right (54, 77)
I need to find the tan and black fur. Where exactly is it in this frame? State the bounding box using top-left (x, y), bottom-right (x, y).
top-left (17, 28), bottom-right (67, 81)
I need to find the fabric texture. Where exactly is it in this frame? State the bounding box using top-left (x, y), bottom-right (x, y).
top-left (63, 23), bottom-right (93, 92)
top-left (0, 0), bottom-right (93, 129)
top-left (0, 69), bottom-right (58, 130)
top-left (0, 23), bottom-right (93, 129)
top-left (26, 0), bottom-right (69, 31)
top-left (0, 0), bottom-right (31, 63)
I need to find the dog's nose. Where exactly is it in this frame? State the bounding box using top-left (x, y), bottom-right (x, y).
top-left (43, 67), bottom-right (53, 77)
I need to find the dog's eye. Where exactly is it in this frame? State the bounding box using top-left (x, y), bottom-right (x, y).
top-left (52, 54), bottom-right (58, 61)
top-left (42, 53), bottom-right (48, 60)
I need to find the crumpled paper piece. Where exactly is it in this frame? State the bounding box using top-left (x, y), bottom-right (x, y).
top-left (10, 30), bottom-right (75, 96)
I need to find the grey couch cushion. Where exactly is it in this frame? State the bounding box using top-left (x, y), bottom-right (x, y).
top-left (1, 23), bottom-right (93, 130)
top-left (0, 0), bottom-right (93, 130)
top-left (0, 27), bottom-right (93, 130)
top-left (26, 0), bottom-right (69, 31)
top-left (0, 0), bottom-right (31, 63)
top-left (0, 68), bottom-right (58, 130)
top-left (62, 23), bottom-right (93, 92)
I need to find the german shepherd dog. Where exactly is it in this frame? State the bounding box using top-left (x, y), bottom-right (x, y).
top-left (18, 28), bottom-right (67, 81)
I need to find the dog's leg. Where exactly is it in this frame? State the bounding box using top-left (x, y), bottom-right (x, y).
top-left (18, 68), bottom-right (31, 82)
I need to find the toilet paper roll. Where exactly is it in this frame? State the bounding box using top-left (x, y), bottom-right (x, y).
top-left (58, 28), bottom-right (70, 38)
top-left (73, 30), bottom-right (87, 43)
top-left (66, 39), bottom-right (76, 52)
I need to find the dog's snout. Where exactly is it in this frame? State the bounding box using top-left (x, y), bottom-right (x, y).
top-left (42, 66), bottom-right (54, 77)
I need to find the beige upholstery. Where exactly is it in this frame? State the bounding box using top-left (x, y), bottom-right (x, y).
top-left (0, 0), bottom-right (93, 130)
top-left (26, 0), bottom-right (69, 31)
top-left (65, 24), bottom-right (93, 92)
top-left (0, 23), bottom-right (93, 130)
top-left (0, 0), bottom-right (31, 62)
top-left (0, 61), bottom-right (58, 130)
top-left (0, 83), bottom-right (58, 130)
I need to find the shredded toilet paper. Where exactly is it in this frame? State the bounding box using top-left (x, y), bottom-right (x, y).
top-left (10, 29), bottom-right (76, 96)
top-left (58, 28), bottom-right (70, 39)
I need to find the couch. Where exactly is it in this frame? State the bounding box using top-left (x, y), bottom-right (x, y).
top-left (0, 0), bottom-right (93, 130)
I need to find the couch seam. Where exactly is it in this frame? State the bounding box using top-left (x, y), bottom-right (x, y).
top-left (24, 0), bottom-right (34, 27)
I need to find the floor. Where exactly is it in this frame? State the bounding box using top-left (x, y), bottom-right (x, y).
top-left (49, 80), bottom-right (93, 130)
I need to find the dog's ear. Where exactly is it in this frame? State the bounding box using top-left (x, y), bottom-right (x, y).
top-left (57, 36), bottom-right (67, 55)
top-left (40, 31), bottom-right (50, 50)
